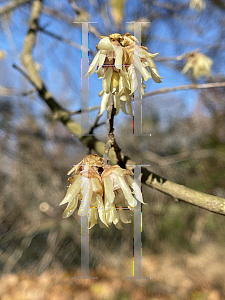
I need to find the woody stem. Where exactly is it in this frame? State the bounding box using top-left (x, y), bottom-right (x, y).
top-left (103, 93), bottom-right (116, 164)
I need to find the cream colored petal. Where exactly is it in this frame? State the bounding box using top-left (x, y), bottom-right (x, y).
top-left (80, 177), bottom-right (90, 216)
top-left (114, 46), bottom-right (123, 70)
top-left (98, 52), bottom-right (106, 67)
top-left (128, 65), bottom-right (139, 94)
top-left (118, 72), bottom-right (129, 94)
top-left (96, 66), bottom-right (105, 79)
top-left (126, 176), bottom-right (145, 204)
top-left (98, 37), bottom-right (114, 51)
top-left (111, 208), bottom-right (119, 225)
top-left (98, 206), bottom-right (108, 227)
top-left (103, 177), bottom-right (115, 208)
top-left (62, 194), bottom-right (79, 218)
top-left (182, 61), bottom-right (192, 74)
top-left (98, 92), bottom-right (110, 116)
top-left (121, 67), bottom-right (131, 89)
top-left (126, 97), bottom-right (133, 116)
top-left (132, 180), bottom-right (144, 204)
top-left (60, 175), bottom-right (81, 205)
top-left (98, 90), bottom-right (104, 97)
top-left (85, 51), bottom-right (101, 77)
top-left (88, 208), bottom-right (98, 229)
top-left (121, 101), bottom-right (128, 115)
top-left (114, 94), bottom-right (121, 115)
top-left (134, 54), bottom-right (151, 81)
top-left (146, 57), bottom-right (163, 83)
top-left (102, 67), bottom-right (113, 94)
top-left (67, 164), bottom-right (80, 175)
top-left (135, 48), bottom-right (158, 59)
top-left (115, 175), bottom-right (137, 207)
top-left (91, 178), bottom-right (102, 194)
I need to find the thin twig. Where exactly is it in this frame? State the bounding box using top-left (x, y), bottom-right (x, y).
top-left (114, 139), bottom-right (124, 167)
top-left (69, 105), bottom-right (100, 115)
top-left (89, 113), bottom-right (101, 134)
top-left (142, 82), bottom-right (225, 99)
top-left (42, 6), bottom-right (101, 37)
top-left (38, 26), bottom-right (96, 56)
top-left (154, 48), bottom-right (200, 62)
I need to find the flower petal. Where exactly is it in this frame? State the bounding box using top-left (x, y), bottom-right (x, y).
top-left (126, 176), bottom-right (145, 204)
top-left (60, 175), bottom-right (81, 206)
top-left (80, 177), bottom-right (90, 216)
top-left (96, 66), bottom-right (105, 79)
top-left (134, 54), bottom-right (151, 81)
top-left (146, 57), bottom-right (163, 83)
top-left (126, 97), bottom-right (133, 116)
top-left (98, 37), bottom-right (114, 51)
top-left (102, 67), bottom-right (113, 94)
top-left (88, 208), bottom-right (98, 229)
top-left (114, 94), bottom-right (121, 115)
top-left (99, 92), bottom-right (110, 116)
top-left (85, 51), bottom-right (100, 77)
top-left (115, 175), bottom-right (137, 207)
top-left (98, 52), bottom-right (106, 67)
top-left (114, 45), bottom-right (123, 70)
top-left (121, 101), bottom-right (128, 115)
top-left (103, 177), bottom-right (115, 208)
top-left (62, 194), bottom-right (79, 218)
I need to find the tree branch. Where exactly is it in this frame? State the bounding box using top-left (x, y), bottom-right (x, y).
top-left (143, 149), bottom-right (225, 166)
top-left (42, 6), bottom-right (101, 37)
top-left (143, 82), bottom-right (225, 99)
top-left (16, 0), bottom-right (225, 217)
top-left (0, 0), bottom-right (30, 17)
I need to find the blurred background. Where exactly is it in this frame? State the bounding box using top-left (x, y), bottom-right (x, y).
top-left (0, 0), bottom-right (225, 299)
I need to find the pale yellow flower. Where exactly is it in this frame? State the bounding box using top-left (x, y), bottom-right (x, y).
top-left (189, 0), bottom-right (206, 11)
top-left (60, 154), bottom-right (144, 229)
top-left (85, 33), bottom-right (162, 116)
top-left (182, 52), bottom-right (213, 79)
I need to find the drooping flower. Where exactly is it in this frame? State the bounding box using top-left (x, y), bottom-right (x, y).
top-left (85, 33), bottom-right (162, 116)
top-left (182, 52), bottom-right (213, 79)
top-left (189, 0), bottom-right (206, 12)
top-left (60, 154), bottom-right (144, 229)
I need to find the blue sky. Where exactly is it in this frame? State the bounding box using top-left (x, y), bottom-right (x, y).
top-left (0, 0), bottom-right (225, 132)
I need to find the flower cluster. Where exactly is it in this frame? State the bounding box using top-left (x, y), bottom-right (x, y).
top-left (60, 155), bottom-right (144, 229)
top-left (85, 33), bottom-right (162, 116)
top-left (182, 52), bottom-right (213, 79)
top-left (189, 0), bottom-right (206, 12)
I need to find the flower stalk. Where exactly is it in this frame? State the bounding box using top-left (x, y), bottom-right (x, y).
top-left (103, 92), bottom-right (116, 164)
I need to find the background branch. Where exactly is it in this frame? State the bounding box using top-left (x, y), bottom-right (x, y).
top-left (142, 82), bottom-right (225, 99)
top-left (15, 0), bottom-right (225, 217)
top-left (0, 0), bottom-right (30, 17)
